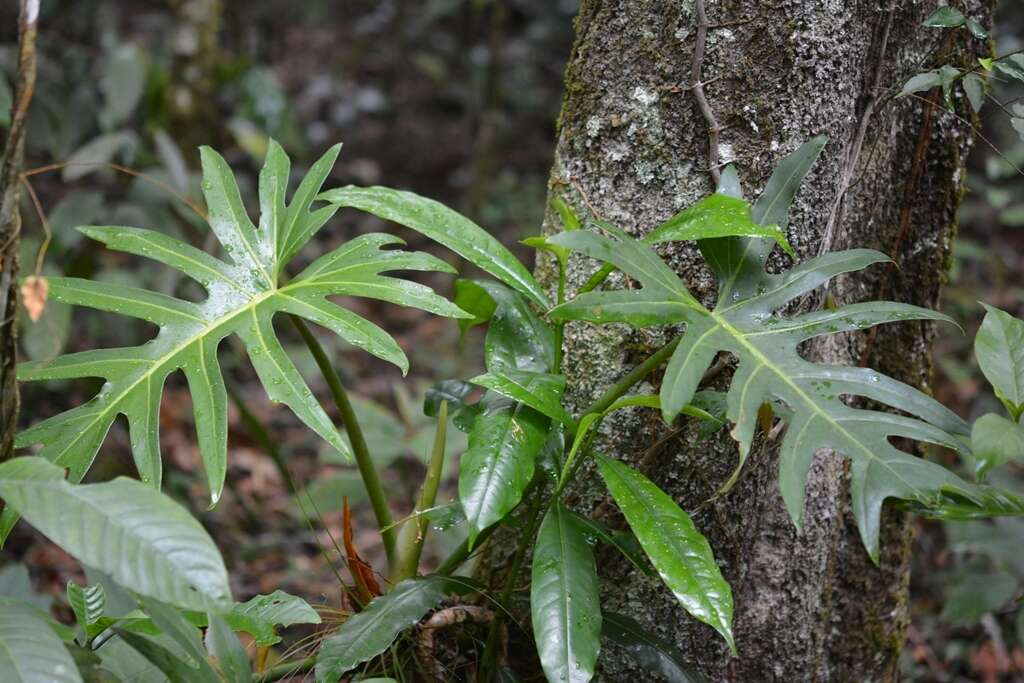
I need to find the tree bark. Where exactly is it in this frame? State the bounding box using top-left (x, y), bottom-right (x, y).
top-left (0, 2), bottom-right (38, 489)
top-left (482, 1), bottom-right (990, 680)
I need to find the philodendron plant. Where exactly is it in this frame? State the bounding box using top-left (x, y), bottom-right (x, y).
top-left (4, 138), bottom-right (1024, 683)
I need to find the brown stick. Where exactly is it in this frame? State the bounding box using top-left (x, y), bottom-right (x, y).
top-left (691, 0), bottom-right (721, 185)
top-left (0, 1), bottom-right (40, 496)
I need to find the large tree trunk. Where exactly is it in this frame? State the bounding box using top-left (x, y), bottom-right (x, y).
top-left (485, 1), bottom-right (989, 680)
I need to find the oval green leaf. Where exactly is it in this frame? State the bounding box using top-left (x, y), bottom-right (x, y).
top-left (0, 597), bottom-right (82, 683)
top-left (459, 401), bottom-right (549, 546)
top-left (0, 457), bottom-right (231, 611)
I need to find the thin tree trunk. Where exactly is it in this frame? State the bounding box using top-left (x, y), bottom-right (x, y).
top-left (0, 2), bottom-right (39, 488)
top-left (482, 1), bottom-right (990, 680)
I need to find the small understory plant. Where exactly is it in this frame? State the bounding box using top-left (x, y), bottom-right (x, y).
top-left (4, 135), bottom-right (1024, 683)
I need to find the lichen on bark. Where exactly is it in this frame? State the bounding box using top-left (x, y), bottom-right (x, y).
top-left (478, 1), bottom-right (993, 680)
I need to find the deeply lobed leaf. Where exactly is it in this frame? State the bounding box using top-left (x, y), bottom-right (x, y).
top-left (11, 141), bottom-right (469, 539)
top-left (549, 221), bottom-right (1000, 559)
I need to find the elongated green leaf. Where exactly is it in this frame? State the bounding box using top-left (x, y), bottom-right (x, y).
top-left (699, 138), bottom-right (827, 307)
top-left (205, 614), bottom-right (252, 683)
top-left (601, 612), bottom-right (707, 683)
top-left (318, 185), bottom-right (549, 308)
top-left (963, 72), bottom-right (986, 112)
top-left (0, 457), bottom-right (231, 611)
top-left (975, 304), bottom-right (1024, 420)
top-left (0, 598), bottom-right (81, 683)
top-left (569, 511), bottom-right (654, 577)
top-left (316, 576), bottom-right (473, 682)
top-left (459, 401), bottom-right (549, 546)
top-left (137, 596), bottom-right (219, 676)
top-left (900, 71), bottom-right (943, 97)
top-left (531, 503), bottom-right (601, 683)
top-left (12, 142), bottom-right (469, 538)
top-left (548, 222), bottom-right (1013, 561)
top-left (971, 413), bottom-right (1024, 479)
top-left (924, 6), bottom-right (966, 27)
top-left (596, 455), bottom-right (735, 652)
top-left (469, 370), bottom-right (572, 426)
top-left (225, 590), bottom-right (321, 646)
top-left (646, 193), bottom-right (794, 257)
top-left (95, 635), bottom-right (170, 683)
top-left (114, 630), bottom-right (218, 683)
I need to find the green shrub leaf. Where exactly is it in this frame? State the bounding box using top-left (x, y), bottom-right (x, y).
top-left (971, 413), bottom-right (1024, 479)
top-left (205, 614), bottom-right (252, 683)
top-left (469, 370), bottom-right (572, 426)
top-left (225, 590), bottom-right (321, 646)
top-left (0, 597), bottom-right (81, 683)
top-left (459, 400), bottom-right (549, 546)
top-left (0, 457), bottom-right (231, 611)
top-left (646, 193), bottom-right (794, 257)
top-left (315, 576), bottom-right (474, 682)
top-left (923, 6), bottom-right (967, 28)
top-left (975, 304), bottom-right (1024, 420)
top-left (596, 455), bottom-right (735, 653)
top-left (67, 582), bottom-right (106, 640)
top-left (531, 503), bottom-right (601, 683)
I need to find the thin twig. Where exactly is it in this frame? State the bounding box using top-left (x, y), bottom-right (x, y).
top-left (18, 176), bottom-right (49, 275)
top-left (691, 0), bottom-right (721, 185)
top-left (22, 161), bottom-right (207, 219)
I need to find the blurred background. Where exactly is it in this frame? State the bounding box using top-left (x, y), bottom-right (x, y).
top-left (0, 1), bottom-right (1022, 680)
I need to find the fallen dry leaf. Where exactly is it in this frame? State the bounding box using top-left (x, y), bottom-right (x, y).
top-left (20, 275), bottom-right (48, 322)
top-left (343, 497), bottom-right (382, 605)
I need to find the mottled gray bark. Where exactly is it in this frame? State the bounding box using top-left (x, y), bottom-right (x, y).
top-left (481, 1), bottom-right (990, 681)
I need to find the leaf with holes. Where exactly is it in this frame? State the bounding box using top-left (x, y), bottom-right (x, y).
top-left (550, 204), bottom-right (1024, 561)
top-left (11, 141), bottom-right (469, 539)
top-left (224, 590), bottom-right (321, 646)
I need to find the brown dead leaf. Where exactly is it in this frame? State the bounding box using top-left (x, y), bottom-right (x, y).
top-left (343, 497), bottom-right (382, 605)
top-left (20, 275), bottom-right (48, 322)
top-left (971, 640), bottom-right (1008, 683)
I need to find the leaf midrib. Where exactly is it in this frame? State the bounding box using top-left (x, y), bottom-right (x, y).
top-left (707, 309), bottom-right (928, 497)
top-left (607, 463), bottom-right (722, 627)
